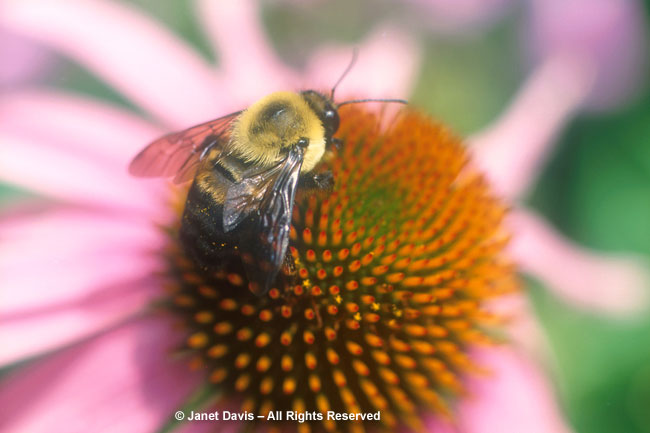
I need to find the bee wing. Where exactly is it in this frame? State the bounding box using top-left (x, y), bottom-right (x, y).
top-left (224, 146), bottom-right (304, 295)
top-left (128, 111), bottom-right (242, 184)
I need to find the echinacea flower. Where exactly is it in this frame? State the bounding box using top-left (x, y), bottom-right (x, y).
top-left (0, 1), bottom-right (647, 432)
top-left (162, 107), bottom-right (517, 432)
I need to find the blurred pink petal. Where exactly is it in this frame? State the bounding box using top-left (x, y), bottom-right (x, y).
top-left (527, 0), bottom-right (648, 110)
top-left (0, 207), bottom-right (161, 366)
top-left (0, 315), bottom-right (201, 433)
top-left (484, 293), bottom-right (554, 364)
top-left (305, 26), bottom-right (420, 101)
top-left (0, 89), bottom-right (163, 166)
top-left (469, 53), bottom-right (650, 315)
top-left (411, 0), bottom-right (516, 33)
top-left (196, 0), bottom-right (421, 108)
top-left (470, 55), bottom-right (595, 199)
top-left (196, 0), bottom-right (297, 103)
top-left (0, 276), bottom-right (158, 366)
top-left (0, 133), bottom-right (163, 213)
top-left (509, 209), bottom-right (650, 315)
top-left (0, 29), bottom-right (53, 88)
top-left (0, 209), bottom-right (162, 314)
top-left (430, 348), bottom-right (574, 433)
top-left (0, 0), bottom-right (222, 127)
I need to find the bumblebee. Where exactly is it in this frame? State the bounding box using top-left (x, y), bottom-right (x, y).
top-left (130, 64), bottom-right (406, 295)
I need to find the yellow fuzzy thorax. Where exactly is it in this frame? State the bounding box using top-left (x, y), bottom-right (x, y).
top-left (230, 91), bottom-right (326, 173)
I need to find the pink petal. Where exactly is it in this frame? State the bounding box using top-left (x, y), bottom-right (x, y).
top-left (0, 315), bottom-right (202, 433)
top-left (196, 0), bottom-right (297, 103)
top-left (430, 348), bottom-right (575, 433)
top-left (1, 250), bottom-right (156, 313)
top-left (305, 26), bottom-right (420, 101)
top-left (483, 293), bottom-right (555, 365)
top-left (0, 208), bottom-right (164, 315)
top-left (0, 208), bottom-right (168, 365)
top-left (0, 89), bottom-right (163, 167)
top-left (527, 0), bottom-right (648, 110)
top-left (0, 29), bottom-right (54, 87)
top-left (1, 0), bottom-right (222, 127)
top-left (469, 55), bottom-right (594, 199)
top-left (0, 133), bottom-right (166, 213)
top-left (0, 276), bottom-right (159, 367)
top-left (508, 209), bottom-right (650, 315)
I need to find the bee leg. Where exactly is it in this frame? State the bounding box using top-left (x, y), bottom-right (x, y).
top-left (312, 171), bottom-right (335, 191)
top-left (283, 251), bottom-right (297, 276)
top-left (298, 170), bottom-right (334, 191)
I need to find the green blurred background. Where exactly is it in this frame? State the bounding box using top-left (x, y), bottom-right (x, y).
top-left (1, 1), bottom-right (649, 431)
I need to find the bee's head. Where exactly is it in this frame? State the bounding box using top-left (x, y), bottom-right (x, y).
top-left (300, 90), bottom-right (340, 144)
top-left (300, 51), bottom-right (408, 147)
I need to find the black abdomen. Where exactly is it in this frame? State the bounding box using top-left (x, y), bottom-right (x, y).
top-left (180, 181), bottom-right (239, 273)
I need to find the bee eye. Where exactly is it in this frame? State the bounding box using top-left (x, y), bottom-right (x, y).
top-left (297, 137), bottom-right (309, 148)
top-left (325, 110), bottom-right (340, 134)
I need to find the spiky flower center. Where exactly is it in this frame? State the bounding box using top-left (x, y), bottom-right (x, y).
top-left (164, 108), bottom-right (517, 432)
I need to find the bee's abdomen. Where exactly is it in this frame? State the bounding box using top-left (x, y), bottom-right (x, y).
top-left (180, 180), bottom-right (238, 273)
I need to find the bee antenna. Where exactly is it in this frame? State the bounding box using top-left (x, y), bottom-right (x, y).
top-left (330, 48), bottom-right (358, 100)
top-left (337, 98), bottom-right (408, 106)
